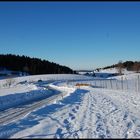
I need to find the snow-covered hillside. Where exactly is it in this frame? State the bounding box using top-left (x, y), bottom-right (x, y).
top-left (96, 67), bottom-right (134, 74)
top-left (78, 67), bottom-right (137, 78)
top-left (0, 73), bottom-right (140, 138)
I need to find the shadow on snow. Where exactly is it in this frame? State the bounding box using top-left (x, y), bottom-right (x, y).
top-left (0, 88), bottom-right (89, 138)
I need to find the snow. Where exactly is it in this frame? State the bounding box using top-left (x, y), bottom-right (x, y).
top-left (0, 83), bottom-right (38, 97)
top-left (96, 67), bottom-right (134, 75)
top-left (0, 74), bottom-right (92, 111)
top-left (94, 68), bottom-right (136, 78)
top-left (109, 72), bottom-right (140, 80)
top-left (0, 74), bottom-right (92, 87)
top-left (0, 87), bottom-right (52, 111)
top-left (8, 86), bottom-right (140, 139)
top-left (0, 73), bottom-right (140, 138)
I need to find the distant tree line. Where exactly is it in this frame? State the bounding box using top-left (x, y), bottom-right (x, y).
top-left (102, 61), bottom-right (140, 73)
top-left (0, 54), bottom-right (75, 75)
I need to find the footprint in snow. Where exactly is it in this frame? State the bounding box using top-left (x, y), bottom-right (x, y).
top-left (72, 108), bottom-right (77, 113)
top-left (123, 112), bottom-right (129, 120)
top-left (63, 119), bottom-right (69, 125)
top-left (63, 119), bottom-right (71, 131)
top-left (127, 122), bottom-right (133, 129)
top-left (69, 113), bottom-right (75, 120)
top-left (134, 127), bottom-right (140, 137)
top-left (73, 132), bottom-right (79, 138)
top-left (54, 128), bottom-right (64, 138)
top-left (76, 106), bottom-right (79, 110)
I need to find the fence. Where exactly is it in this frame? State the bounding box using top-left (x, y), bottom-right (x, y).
top-left (68, 75), bottom-right (140, 93)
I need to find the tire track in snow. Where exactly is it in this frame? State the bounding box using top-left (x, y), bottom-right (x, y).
top-left (0, 93), bottom-right (62, 125)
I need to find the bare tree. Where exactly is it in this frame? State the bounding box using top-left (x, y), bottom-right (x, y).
top-left (133, 62), bottom-right (140, 73)
top-left (6, 77), bottom-right (15, 87)
top-left (116, 60), bottom-right (123, 75)
top-left (23, 65), bottom-right (29, 75)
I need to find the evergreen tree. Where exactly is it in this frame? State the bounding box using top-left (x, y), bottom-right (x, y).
top-left (0, 54), bottom-right (74, 75)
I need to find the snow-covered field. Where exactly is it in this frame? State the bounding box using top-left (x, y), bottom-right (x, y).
top-left (0, 73), bottom-right (140, 138)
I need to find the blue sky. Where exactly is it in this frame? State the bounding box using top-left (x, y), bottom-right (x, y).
top-left (0, 2), bottom-right (140, 70)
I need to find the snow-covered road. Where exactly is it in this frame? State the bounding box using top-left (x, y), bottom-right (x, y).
top-left (0, 93), bottom-right (61, 125)
top-left (0, 85), bottom-right (138, 138)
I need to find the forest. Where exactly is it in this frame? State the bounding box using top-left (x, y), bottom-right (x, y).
top-left (0, 54), bottom-right (75, 75)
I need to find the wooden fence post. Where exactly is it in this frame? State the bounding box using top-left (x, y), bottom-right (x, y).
top-left (121, 77), bottom-right (123, 91)
top-left (105, 80), bottom-right (107, 89)
top-left (115, 80), bottom-right (118, 90)
top-left (100, 79), bottom-right (102, 87)
top-left (137, 75), bottom-right (140, 92)
top-left (110, 79), bottom-right (112, 89)
top-left (135, 78), bottom-right (137, 92)
top-left (103, 80), bottom-right (105, 88)
top-left (126, 78), bottom-right (128, 91)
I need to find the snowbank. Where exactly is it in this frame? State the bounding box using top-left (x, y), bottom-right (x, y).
top-left (0, 88), bottom-right (54, 111)
top-left (49, 84), bottom-right (76, 93)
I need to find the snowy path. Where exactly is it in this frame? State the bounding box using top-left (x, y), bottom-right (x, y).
top-left (0, 93), bottom-right (62, 125)
top-left (0, 82), bottom-right (76, 126)
top-left (3, 86), bottom-right (139, 139)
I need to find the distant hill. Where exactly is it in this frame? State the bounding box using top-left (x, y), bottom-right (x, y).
top-left (0, 54), bottom-right (74, 75)
top-left (97, 61), bottom-right (140, 72)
